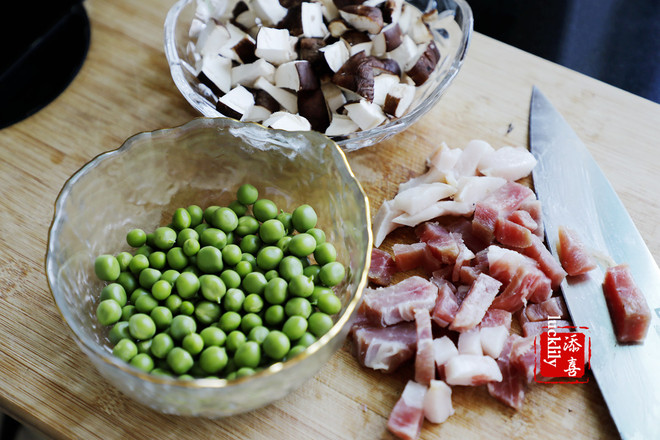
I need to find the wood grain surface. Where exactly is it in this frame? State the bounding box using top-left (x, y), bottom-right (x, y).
top-left (1, 0), bottom-right (658, 438)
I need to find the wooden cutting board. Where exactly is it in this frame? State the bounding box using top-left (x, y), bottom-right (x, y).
top-left (1, 0), bottom-right (659, 438)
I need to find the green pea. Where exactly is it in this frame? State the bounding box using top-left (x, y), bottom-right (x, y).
top-left (175, 272), bottom-right (200, 299)
top-left (113, 338), bottom-right (138, 362)
top-left (200, 228), bottom-right (227, 249)
top-left (319, 262), bottom-right (345, 287)
top-left (150, 368), bottom-right (172, 377)
top-left (121, 305), bottom-right (137, 321)
top-left (228, 200), bottom-right (248, 217)
top-left (211, 207), bottom-right (239, 233)
top-left (200, 326), bottom-right (226, 347)
top-left (136, 338), bottom-right (152, 354)
top-left (200, 346), bottom-right (229, 374)
top-left (235, 260), bottom-right (253, 278)
top-left (187, 205), bottom-right (204, 227)
top-left (259, 219), bottom-right (286, 244)
top-left (264, 269), bottom-right (279, 281)
top-left (241, 313), bottom-right (263, 333)
top-left (235, 215), bottom-right (259, 236)
top-left (135, 245), bottom-right (152, 257)
top-left (242, 272), bottom-right (267, 295)
top-left (153, 227), bottom-right (177, 250)
top-left (194, 300), bottom-right (221, 325)
top-left (166, 247), bottom-right (189, 271)
top-left (278, 256), bottom-right (303, 281)
top-left (256, 246), bottom-right (284, 271)
top-left (264, 305), bottom-right (285, 326)
top-left (167, 347), bottom-right (194, 375)
top-left (223, 288), bottom-right (245, 312)
top-left (182, 332), bottom-right (204, 356)
top-left (295, 332), bottom-right (317, 348)
top-left (199, 274), bottom-right (226, 303)
top-left (95, 255), bottom-right (120, 281)
top-left (288, 233), bottom-right (317, 257)
top-left (307, 228), bottom-right (326, 246)
top-left (116, 252), bottom-right (132, 272)
top-left (183, 238), bottom-right (201, 257)
top-left (285, 297), bottom-right (312, 318)
top-left (263, 330), bottom-right (290, 361)
top-left (219, 311), bottom-right (242, 333)
top-left (286, 345), bottom-right (307, 360)
top-left (314, 242), bottom-right (337, 266)
top-left (96, 299), bottom-right (122, 325)
top-left (221, 244), bottom-right (242, 266)
top-left (126, 229), bottom-right (147, 248)
top-left (226, 330), bottom-right (247, 352)
top-left (128, 313), bottom-right (156, 340)
top-left (276, 212), bottom-right (293, 234)
top-left (288, 274), bottom-right (314, 298)
top-left (128, 254), bottom-right (149, 275)
top-left (308, 312), bottom-right (334, 337)
top-left (276, 236), bottom-right (292, 253)
top-left (234, 341), bottom-right (261, 368)
top-left (164, 294), bottom-right (182, 314)
top-left (253, 199), bottom-right (278, 222)
top-left (135, 293), bottom-right (158, 313)
top-left (243, 293), bottom-right (264, 313)
top-left (172, 207), bottom-right (192, 230)
top-left (179, 300), bottom-right (195, 316)
top-left (117, 272), bottom-right (138, 294)
top-left (130, 353), bottom-right (154, 372)
top-left (241, 252), bottom-right (257, 267)
top-left (150, 306), bottom-right (173, 330)
top-left (176, 228), bottom-right (199, 247)
top-left (109, 321), bottom-right (131, 345)
top-left (160, 269), bottom-right (180, 285)
top-left (203, 205), bottom-right (219, 224)
top-left (148, 251), bottom-right (167, 270)
top-left (196, 246), bottom-right (224, 273)
top-left (139, 268), bottom-right (161, 290)
top-left (248, 325), bottom-right (269, 344)
top-left (150, 280), bottom-right (171, 301)
top-left (236, 367), bottom-right (256, 378)
top-left (220, 269), bottom-right (241, 289)
top-left (292, 204), bottom-right (317, 232)
top-left (100, 283), bottom-right (127, 306)
top-left (237, 184), bottom-right (259, 205)
top-left (282, 316), bottom-right (308, 341)
top-left (169, 315), bottom-right (196, 340)
top-left (129, 287), bottom-right (149, 305)
top-left (264, 277), bottom-right (288, 305)
top-left (317, 291), bottom-right (342, 315)
top-left (150, 333), bottom-right (174, 359)
top-left (303, 264), bottom-right (321, 284)
top-left (239, 234), bottom-right (262, 255)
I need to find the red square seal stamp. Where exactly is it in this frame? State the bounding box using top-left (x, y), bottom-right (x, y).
top-left (534, 317), bottom-right (590, 384)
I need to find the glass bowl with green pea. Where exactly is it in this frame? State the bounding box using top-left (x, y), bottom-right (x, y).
top-left (46, 117), bottom-right (372, 417)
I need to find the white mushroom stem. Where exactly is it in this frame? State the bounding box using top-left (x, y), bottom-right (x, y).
top-left (251, 0), bottom-right (288, 26)
top-left (199, 54), bottom-right (232, 94)
top-left (345, 99), bottom-right (387, 130)
top-left (262, 112), bottom-right (312, 131)
top-left (321, 40), bottom-right (351, 72)
top-left (231, 59), bottom-right (275, 87)
top-left (301, 2), bottom-right (329, 38)
top-left (254, 76), bottom-right (298, 113)
top-left (255, 27), bottom-right (298, 66)
top-left (217, 85), bottom-right (255, 120)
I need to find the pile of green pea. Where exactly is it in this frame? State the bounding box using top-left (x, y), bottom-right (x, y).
top-left (93, 184), bottom-right (346, 380)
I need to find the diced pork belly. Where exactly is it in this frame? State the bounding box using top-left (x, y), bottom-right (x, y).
top-left (487, 335), bottom-right (527, 410)
top-left (477, 145), bottom-right (538, 181)
top-left (423, 380), bottom-right (454, 424)
top-left (472, 182), bottom-right (535, 243)
top-left (495, 216), bottom-right (533, 248)
top-left (372, 199), bottom-right (404, 247)
top-left (369, 248), bottom-right (397, 286)
top-left (486, 245), bottom-right (538, 284)
top-left (449, 273), bottom-right (502, 332)
top-left (447, 217), bottom-right (489, 254)
top-left (445, 354), bottom-right (503, 386)
top-left (415, 222), bottom-right (459, 263)
top-left (392, 182), bottom-right (456, 216)
top-left (457, 329), bottom-right (483, 355)
top-left (518, 297), bottom-right (569, 324)
top-left (453, 176), bottom-right (507, 207)
top-left (518, 234), bottom-right (567, 290)
top-left (414, 309), bottom-right (435, 385)
top-left (480, 309), bottom-right (512, 330)
top-left (387, 381), bottom-right (427, 440)
top-left (510, 336), bottom-right (538, 383)
top-left (603, 264), bottom-right (651, 343)
top-left (480, 325), bottom-right (509, 358)
top-left (508, 210), bottom-right (538, 233)
top-left (522, 319), bottom-right (571, 338)
top-left (557, 226), bottom-right (597, 276)
top-left (353, 322), bottom-right (417, 372)
top-left (490, 265), bottom-right (551, 313)
top-left (393, 201), bottom-right (473, 227)
top-left (451, 243), bottom-right (475, 282)
top-left (430, 282), bottom-right (459, 328)
top-left (361, 276), bottom-right (438, 326)
top-left (393, 242), bottom-right (427, 272)
top-left (452, 140), bottom-right (495, 179)
top-left (458, 265), bottom-right (482, 285)
top-left (433, 336), bottom-right (459, 371)
top-left (518, 197), bottom-right (544, 238)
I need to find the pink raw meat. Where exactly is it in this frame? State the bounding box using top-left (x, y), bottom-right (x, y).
top-left (480, 309), bottom-right (512, 330)
top-left (518, 297), bottom-right (569, 325)
top-left (361, 276), bottom-right (438, 326)
top-left (368, 248), bottom-right (397, 286)
top-left (431, 282), bottom-right (459, 328)
top-left (487, 335), bottom-right (527, 410)
top-left (472, 182), bottom-right (535, 243)
top-left (353, 322), bottom-right (417, 372)
top-left (393, 242), bottom-right (427, 272)
top-left (414, 309), bottom-right (435, 385)
top-left (449, 273), bottom-right (502, 332)
top-left (603, 264), bottom-right (651, 343)
top-left (557, 226), bottom-right (597, 276)
top-left (518, 235), bottom-right (567, 290)
top-left (387, 381), bottom-right (428, 440)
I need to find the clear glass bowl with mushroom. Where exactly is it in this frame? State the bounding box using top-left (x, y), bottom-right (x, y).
top-left (164, 0), bottom-right (473, 151)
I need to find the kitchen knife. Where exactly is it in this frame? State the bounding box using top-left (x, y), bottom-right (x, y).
top-left (529, 86), bottom-right (660, 440)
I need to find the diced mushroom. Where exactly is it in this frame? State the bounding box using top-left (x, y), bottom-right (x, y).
top-left (230, 36), bottom-right (258, 64)
top-left (341, 29), bottom-right (372, 45)
top-left (275, 60), bottom-right (320, 91)
top-left (349, 41), bottom-right (373, 56)
top-left (381, 0), bottom-right (403, 25)
top-left (262, 111), bottom-right (312, 131)
top-left (372, 73), bottom-right (400, 106)
top-left (298, 88), bottom-right (331, 132)
top-left (328, 19), bottom-right (350, 37)
top-left (383, 82), bottom-right (415, 117)
top-left (319, 0), bottom-right (340, 21)
top-left (231, 59), bottom-right (276, 87)
top-left (197, 24), bottom-right (231, 57)
top-left (198, 54), bottom-right (232, 95)
top-left (339, 5), bottom-right (385, 34)
top-left (301, 2), bottom-right (329, 38)
top-left (251, 0), bottom-right (288, 26)
top-left (409, 17), bottom-right (433, 44)
top-left (387, 35), bottom-right (418, 72)
top-left (371, 22), bottom-right (403, 56)
top-left (277, 5), bottom-right (303, 37)
top-left (332, 51), bottom-right (376, 101)
top-left (255, 27), bottom-right (298, 65)
top-left (321, 82), bottom-right (347, 112)
top-left (321, 40), bottom-right (351, 72)
top-left (242, 105), bottom-right (272, 122)
top-left (345, 99), bottom-right (387, 130)
top-left (254, 89), bottom-right (280, 113)
top-left (254, 76), bottom-right (298, 113)
top-left (398, 3), bottom-right (422, 34)
top-left (233, 8), bottom-right (258, 32)
top-left (406, 40), bottom-right (441, 85)
top-left (325, 114), bottom-right (360, 136)
top-left (216, 85), bottom-right (255, 120)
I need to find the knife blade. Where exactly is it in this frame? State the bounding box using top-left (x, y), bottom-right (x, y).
top-left (529, 86), bottom-right (660, 440)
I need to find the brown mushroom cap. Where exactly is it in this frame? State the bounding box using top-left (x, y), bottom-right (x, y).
top-left (406, 41), bottom-right (441, 86)
top-left (298, 88), bottom-right (331, 132)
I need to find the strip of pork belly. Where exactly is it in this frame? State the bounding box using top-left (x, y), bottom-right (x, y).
top-left (398, 143), bottom-right (461, 193)
top-left (393, 200), bottom-right (473, 228)
top-left (387, 380), bottom-right (427, 440)
top-left (453, 176), bottom-right (507, 207)
top-left (518, 197), bottom-right (544, 239)
top-left (479, 308), bottom-right (512, 330)
top-left (480, 325), bottom-right (509, 358)
top-left (444, 354), bottom-right (503, 386)
top-left (603, 264), bottom-right (652, 343)
top-left (522, 319), bottom-right (571, 338)
top-left (490, 265), bottom-right (551, 313)
top-left (472, 181), bottom-right (535, 243)
top-left (557, 226), bottom-right (597, 276)
top-left (372, 199), bottom-right (404, 247)
top-left (449, 273), bottom-right (502, 332)
top-left (368, 248), bottom-right (397, 286)
top-left (430, 282), bottom-right (459, 327)
top-left (508, 210), bottom-right (538, 233)
top-left (518, 297), bottom-right (569, 325)
top-left (477, 145), bottom-right (538, 182)
top-left (393, 242), bottom-right (443, 273)
top-left (517, 234), bottom-right (567, 290)
top-left (487, 244), bottom-right (539, 284)
top-left (423, 380), bottom-right (454, 424)
top-left (495, 216), bottom-right (533, 248)
top-left (510, 335), bottom-right (538, 383)
top-left (362, 276), bottom-right (438, 326)
top-left (433, 336), bottom-right (459, 373)
top-left (487, 334), bottom-right (527, 410)
top-left (353, 322), bottom-right (417, 372)
top-left (391, 182), bottom-right (456, 216)
top-left (414, 309), bottom-right (435, 385)
top-left (451, 140), bottom-right (495, 180)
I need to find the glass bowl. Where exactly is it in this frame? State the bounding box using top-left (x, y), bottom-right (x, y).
top-left (45, 117), bottom-right (372, 417)
top-left (164, 0), bottom-right (473, 152)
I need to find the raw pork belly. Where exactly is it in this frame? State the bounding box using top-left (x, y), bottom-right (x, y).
top-left (353, 322), bottom-right (417, 372)
top-left (557, 226), bottom-right (597, 276)
top-left (450, 273), bottom-right (502, 331)
top-left (414, 309), bottom-right (435, 385)
top-left (361, 276), bottom-right (438, 326)
top-left (518, 297), bottom-right (568, 325)
top-left (387, 381), bottom-right (427, 440)
top-left (603, 264), bottom-right (651, 343)
top-left (487, 335), bottom-right (527, 410)
top-left (430, 282), bottom-right (459, 328)
top-left (444, 354), bottom-right (503, 386)
top-left (423, 380), bottom-right (454, 423)
top-left (472, 181), bottom-right (535, 243)
top-left (368, 248), bottom-right (397, 286)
